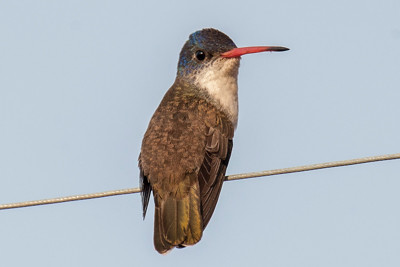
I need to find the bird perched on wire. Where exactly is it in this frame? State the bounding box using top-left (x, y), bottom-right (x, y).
top-left (139, 28), bottom-right (288, 254)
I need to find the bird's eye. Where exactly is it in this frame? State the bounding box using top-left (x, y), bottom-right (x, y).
top-left (195, 50), bottom-right (206, 61)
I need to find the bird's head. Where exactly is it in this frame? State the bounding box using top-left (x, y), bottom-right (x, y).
top-left (177, 28), bottom-right (238, 79)
top-left (176, 28), bottom-right (288, 85)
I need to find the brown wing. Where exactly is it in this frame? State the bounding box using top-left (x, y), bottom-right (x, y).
top-left (198, 117), bottom-right (234, 228)
top-left (139, 158), bottom-right (151, 219)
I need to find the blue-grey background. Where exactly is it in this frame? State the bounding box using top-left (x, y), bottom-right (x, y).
top-left (1, 1), bottom-right (399, 266)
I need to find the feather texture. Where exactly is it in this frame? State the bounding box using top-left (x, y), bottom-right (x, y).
top-left (139, 80), bottom-right (234, 253)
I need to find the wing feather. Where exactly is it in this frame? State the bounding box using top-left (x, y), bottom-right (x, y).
top-left (198, 124), bottom-right (233, 228)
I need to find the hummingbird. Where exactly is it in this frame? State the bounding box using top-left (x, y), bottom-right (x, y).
top-left (139, 28), bottom-right (288, 254)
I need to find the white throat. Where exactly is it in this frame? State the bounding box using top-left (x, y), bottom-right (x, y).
top-left (194, 58), bottom-right (240, 128)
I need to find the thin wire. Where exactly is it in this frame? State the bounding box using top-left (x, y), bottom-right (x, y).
top-left (225, 153), bottom-right (400, 181)
top-left (1, 153), bottom-right (399, 210)
top-left (0, 188), bottom-right (140, 210)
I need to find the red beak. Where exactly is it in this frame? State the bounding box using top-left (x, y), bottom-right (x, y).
top-left (221, 46), bottom-right (289, 58)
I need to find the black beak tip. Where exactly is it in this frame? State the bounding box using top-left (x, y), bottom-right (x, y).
top-left (278, 47), bottom-right (290, 52)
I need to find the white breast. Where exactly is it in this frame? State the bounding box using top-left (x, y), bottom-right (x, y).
top-left (194, 58), bottom-right (240, 128)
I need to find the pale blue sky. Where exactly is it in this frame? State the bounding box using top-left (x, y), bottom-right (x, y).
top-left (1, 1), bottom-right (400, 266)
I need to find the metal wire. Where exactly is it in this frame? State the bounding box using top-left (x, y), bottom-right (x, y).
top-left (225, 153), bottom-right (400, 181)
top-left (1, 153), bottom-right (399, 210)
